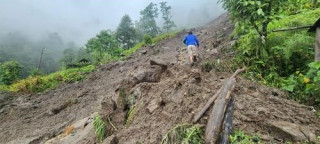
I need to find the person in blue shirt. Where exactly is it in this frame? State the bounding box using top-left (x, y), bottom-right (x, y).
top-left (183, 31), bottom-right (200, 64)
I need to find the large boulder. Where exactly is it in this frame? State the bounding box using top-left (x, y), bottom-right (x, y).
top-left (267, 120), bottom-right (316, 142)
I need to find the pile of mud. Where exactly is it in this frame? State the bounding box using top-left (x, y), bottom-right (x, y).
top-left (0, 13), bottom-right (319, 144)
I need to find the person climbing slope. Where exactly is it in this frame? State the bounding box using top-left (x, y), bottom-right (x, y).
top-left (183, 31), bottom-right (200, 65)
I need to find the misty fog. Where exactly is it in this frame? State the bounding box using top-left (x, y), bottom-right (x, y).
top-left (0, 0), bottom-right (225, 45)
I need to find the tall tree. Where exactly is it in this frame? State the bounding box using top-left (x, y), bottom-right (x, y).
top-left (137, 2), bottom-right (159, 37)
top-left (116, 15), bottom-right (137, 49)
top-left (160, 2), bottom-right (176, 33)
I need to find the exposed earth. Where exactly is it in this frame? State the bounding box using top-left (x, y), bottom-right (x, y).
top-left (0, 14), bottom-right (319, 144)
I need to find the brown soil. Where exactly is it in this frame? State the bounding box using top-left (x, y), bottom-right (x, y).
top-left (0, 13), bottom-right (319, 144)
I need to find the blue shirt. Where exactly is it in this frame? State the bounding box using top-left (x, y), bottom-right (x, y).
top-left (183, 34), bottom-right (199, 47)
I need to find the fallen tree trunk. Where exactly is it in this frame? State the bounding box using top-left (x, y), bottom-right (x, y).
top-left (218, 95), bottom-right (235, 144)
top-left (193, 88), bottom-right (222, 123)
top-left (193, 67), bottom-right (245, 123)
top-left (205, 68), bottom-right (245, 144)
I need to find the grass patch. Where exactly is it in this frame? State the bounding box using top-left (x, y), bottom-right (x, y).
top-left (230, 131), bottom-right (262, 144)
top-left (93, 114), bottom-right (107, 143)
top-left (125, 105), bottom-right (135, 126)
top-left (122, 31), bottom-right (180, 57)
top-left (161, 124), bottom-right (204, 144)
top-left (0, 65), bottom-right (95, 93)
top-left (200, 59), bottom-right (238, 73)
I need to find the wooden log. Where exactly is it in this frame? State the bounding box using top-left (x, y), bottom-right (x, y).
top-left (315, 27), bottom-right (320, 62)
top-left (193, 88), bottom-right (222, 123)
top-left (205, 68), bottom-right (245, 144)
top-left (218, 95), bottom-right (235, 144)
top-left (272, 25), bottom-right (312, 32)
top-left (193, 67), bottom-right (245, 124)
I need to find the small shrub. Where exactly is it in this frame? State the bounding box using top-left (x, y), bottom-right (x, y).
top-left (93, 115), bottom-right (107, 143)
top-left (200, 59), bottom-right (237, 73)
top-left (143, 34), bottom-right (153, 45)
top-left (161, 124), bottom-right (204, 144)
top-left (29, 68), bottom-right (44, 76)
top-left (0, 61), bottom-right (22, 85)
top-left (230, 131), bottom-right (262, 144)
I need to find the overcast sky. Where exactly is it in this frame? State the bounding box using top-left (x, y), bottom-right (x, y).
top-left (0, 0), bottom-right (225, 46)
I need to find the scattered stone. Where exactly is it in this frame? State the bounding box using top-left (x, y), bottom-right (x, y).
top-left (147, 99), bottom-right (159, 114)
top-left (161, 111), bottom-right (171, 121)
top-left (100, 98), bottom-right (116, 117)
top-left (103, 135), bottom-right (118, 144)
top-left (140, 50), bottom-right (147, 55)
top-left (150, 58), bottom-right (168, 70)
top-left (129, 87), bottom-right (141, 107)
top-left (132, 67), bottom-right (163, 84)
top-left (260, 135), bottom-right (272, 141)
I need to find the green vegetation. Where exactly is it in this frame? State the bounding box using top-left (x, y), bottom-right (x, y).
top-left (93, 114), bottom-right (107, 143)
top-left (125, 105), bottom-right (135, 126)
top-left (122, 31), bottom-right (180, 57)
top-left (161, 124), bottom-right (204, 144)
top-left (217, 0), bottom-right (320, 107)
top-left (230, 131), bottom-right (262, 144)
top-left (136, 2), bottom-right (160, 38)
top-left (160, 2), bottom-right (176, 33)
top-left (0, 61), bottom-right (22, 85)
top-left (0, 65), bottom-right (94, 93)
top-left (0, 2), bottom-right (179, 94)
top-left (144, 34), bottom-right (153, 45)
top-left (115, 15), bottom-right (137, 49)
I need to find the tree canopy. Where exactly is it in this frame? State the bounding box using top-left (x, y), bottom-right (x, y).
top-left (136, 2), bottom-right (160, 37)
top-left (160, 2), bottom-right (176, 33)
top-left (116, 15), bottom-right (137, 49)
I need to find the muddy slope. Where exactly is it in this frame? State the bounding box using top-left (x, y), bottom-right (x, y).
top-left (0, 13), bottom-right (319, 144)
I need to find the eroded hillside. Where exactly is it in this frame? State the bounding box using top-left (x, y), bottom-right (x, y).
top-left (0, 14), bottom-right (319, 144)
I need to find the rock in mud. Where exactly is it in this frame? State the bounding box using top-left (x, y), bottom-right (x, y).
top-left (150, 58), bottom-right (168, 70)
top-left (267, 120), bottom-right (316, 142)
top-left (100, 97), bottom-right (116, 117)
top-left (147, 99), bottom-right (160, 114)
top-left (139, 50), bottom-right (147, 55)
top-left (103, 135), bottom-right (118, 144)
top-left (132, 66), bottom-right (163, 84)
top-left (129, 87), bottom-right (142, 107)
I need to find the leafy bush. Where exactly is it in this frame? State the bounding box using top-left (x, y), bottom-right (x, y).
top-left (93, 115), bottom-right (107, 143)
top-left (29, 68), bottom-right (44, 77)
top-left (0, 61), bottom-right (22, 85)
top-left (143, 34), bottom-right (153, 45)
top-left (231, 8), bottom-right (320, 106)
top-left (281, 62), bottom-right (320, 105)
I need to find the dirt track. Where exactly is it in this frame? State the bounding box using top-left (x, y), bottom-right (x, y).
top-left (0, 13), bottom-right (319, 144)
